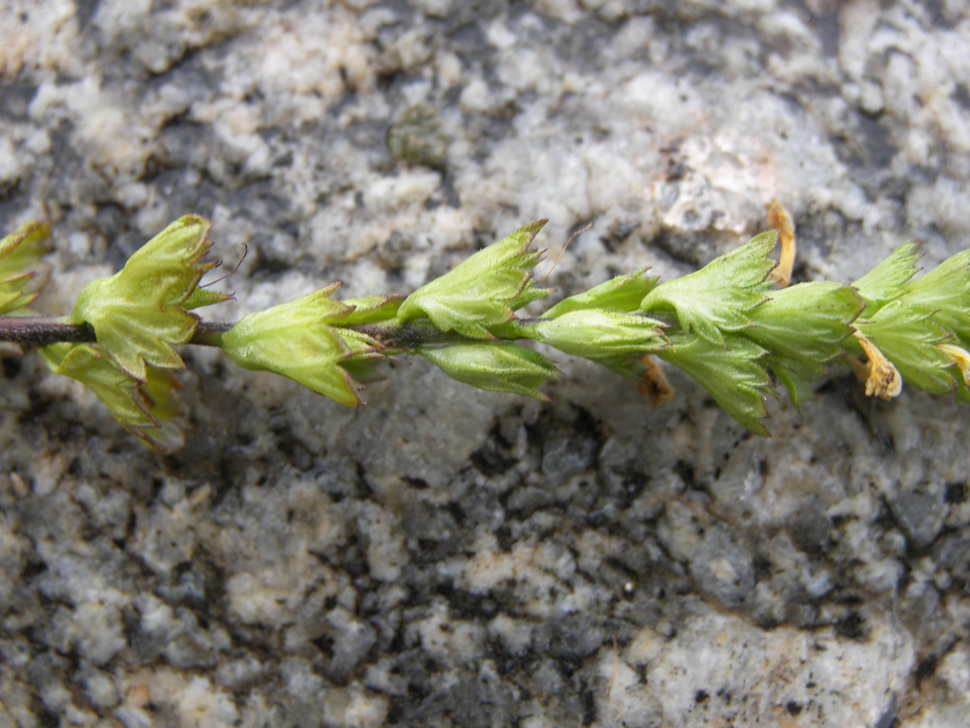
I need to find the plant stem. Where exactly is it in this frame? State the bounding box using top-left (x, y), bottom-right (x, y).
top-left (0, 316), bottom-right (487, 352)
top-left (0, 316), bottom-right (235, 348)
top-left (190, 321), bottom-right (235, 347)
top-left (0, 316), bottom-right (94, 347)
top-left (349, 321), bottom-right (479, 350)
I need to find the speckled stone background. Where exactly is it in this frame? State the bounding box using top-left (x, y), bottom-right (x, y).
top-left (2, 1), bottom-right (970, 727)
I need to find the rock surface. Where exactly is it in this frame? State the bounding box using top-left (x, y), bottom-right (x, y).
top-left (2, 1), bottom-right (970, 726)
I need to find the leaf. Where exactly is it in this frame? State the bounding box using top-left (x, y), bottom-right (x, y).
top-left (747, 282), bottom-right (863, 367)
top-left (396, 221), bottom-right (553, 339)
top-left (0, 220), bottom-right (51, 315)
top-left (73, 215), bottom-right (214, 381)
top-left (221, 284), bottom-right (371, 407)
top-left (542, 269), bottom-right (658, 318)
top-left (418, 341), bottom-right (560, 401)
top-left (852, 241), bottom-right (922, 313)
top-left (845, 245), bottom-right (970, 399)
top-left (640, 231), bottom-right (778, 346)
top-left (897, 249), bottom-right (970, 345)
top-left (525, 309), bottom-right (667, 359)
top-left (659, 331), bottom-right (772, 435)
top-left (39, 343), bottom-right (185, 453)
top-left (855, 300), bottom-right (956, 395)
top-left (745, 281), bottom-right (864, 406)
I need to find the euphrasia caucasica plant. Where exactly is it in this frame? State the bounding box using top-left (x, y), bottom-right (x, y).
top-left (1, 203), bottom-right (968, 453)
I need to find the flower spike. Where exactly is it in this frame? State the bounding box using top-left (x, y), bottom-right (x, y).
top-left (4, 213), bottom-right (970, 451)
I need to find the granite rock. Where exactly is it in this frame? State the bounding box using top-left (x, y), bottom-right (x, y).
top-left (2, 1), bottom-right (970, 727)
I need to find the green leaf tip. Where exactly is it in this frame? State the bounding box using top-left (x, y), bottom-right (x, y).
top-left (396, 220), bottom-right (553, 339)
top-left (0, 220), bottom-right (52, 315)
top-left (418, 341), bottom-right (560, 401)
top-left (221, 283), bottom-right (382, 408)
top-left (183, 285), bottom-right (234, 311)
top-left (339, 294), bottom-right (404, 325)
top-left (72, 215), bottom-right (217, 381)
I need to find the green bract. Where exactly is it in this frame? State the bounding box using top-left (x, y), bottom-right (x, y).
top-left (640, 231), bottom-right (778, 345)
top-left (856, 301), bottom-right (953, 394)
top-left (221, 283), bottom-right (382, 407)
top-left (338, 294), bottom-right (404, 325)
top-left (396, 220), bottom-right (552, 339)
top-left (0, 220), bottom-right (51, 315)
top-left (853, 243), bottom-right (970, 397)
top-left (73, 215), bottom-right (216, 381)
top-left (745, 281), bottom-right (864, 407)
top-left (418, 341), bottom-right (560, 401)
top-left (852, 241), bottom-right (922, 314)
top-left (524, 309), bottom-right (667, 360)
top-left (39, 342), bottom-right (185, 453)
top-left (660, 331), bottom-right (773, 435)
top-left (640, 231), bottom-right (778, 432)
top-left (542, 269), bottom-right (658, 317)
top-left (898, 249), bottom-right (970, 345)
